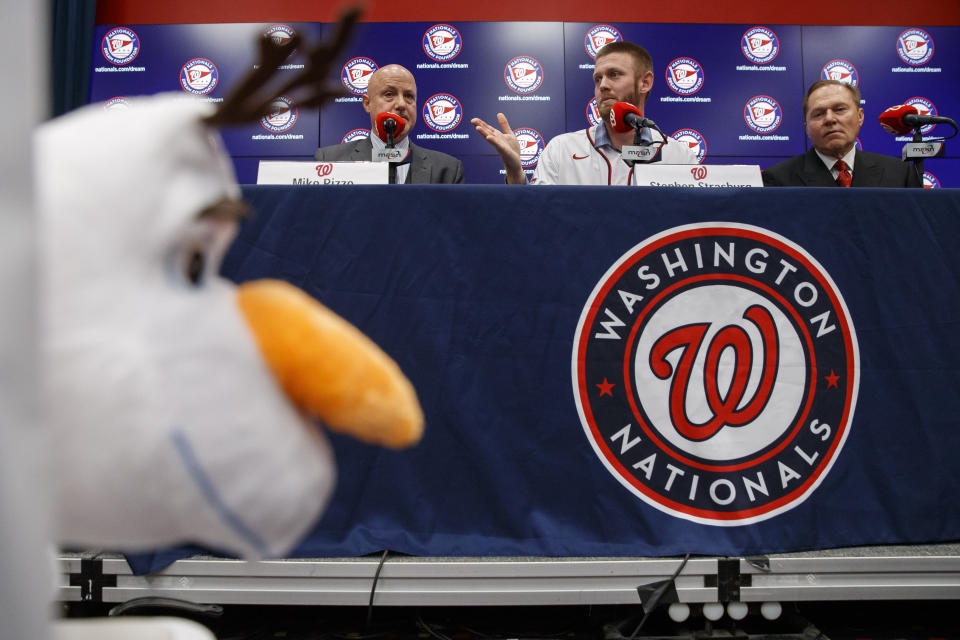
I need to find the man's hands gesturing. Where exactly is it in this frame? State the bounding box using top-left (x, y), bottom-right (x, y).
top-left (471, 112), bottom-right (527, 184)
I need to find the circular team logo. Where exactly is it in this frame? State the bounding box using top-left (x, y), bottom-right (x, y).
top-left (423, 24), bottom-right (462, 62)
top-left (259, 96), bottom-right (298, 132)
top-left (102, 27), bottom-right (140, 65)
top-left (341, 57), bottom-right (378, 95)
top-left (744, 96), bottom-right (782, 133)
top-left (923, 171), bottom-right (941, 189)
top-left (340, 128), bottom-right (370, 144)
top-left (897, 28), bottom-right (934, 66)
top-left (666, 57), bottom-right (704, 95)
top-left (514, 127), bottom-right (545, 168)
top-left (264, 24), bottom-right (296, 46)
top-left (820, 59), bottom-right (858, 86)
top-left (586, 98), bottom-right (602, 127)
top-left (854, 138), bottom-right (862, 151)
top-left (585, 25), bottom-right (623, 59)
top-left (572, 223), bottom-right (859, 525)
top-left (102, 96), bottom-right (131, 112)
top-left (180, 58), bottom-right (218, 95)
top-left (741, 27), bottom-right (779, 65)
top-left (904, 97), bottom-right (938, 134)
top-left (422, 93), bottom-right (463, 132)
top-left (263, 24), bottom-right (297, 57)
top-left (505, 56), bottom-right (544, 94)
top-left (671, 128), bottom-right (707, 163)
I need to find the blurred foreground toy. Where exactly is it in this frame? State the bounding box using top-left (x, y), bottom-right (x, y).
top-left (36, 9), bottom-right (423, 558)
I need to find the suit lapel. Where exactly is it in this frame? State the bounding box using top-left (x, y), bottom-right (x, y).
top-left (408, 143), bottom-right (432, 184)
top-left (851, 150), bottom-right (881, 187)
top-left (799, 148), bottom-right (837, 187)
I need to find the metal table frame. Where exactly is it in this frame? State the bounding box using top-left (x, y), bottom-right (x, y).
top-left (59, 544), bottom-right (960, 607)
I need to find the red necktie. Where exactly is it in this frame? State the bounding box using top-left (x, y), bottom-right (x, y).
top-left (833, 160), bottom-right (852, 187)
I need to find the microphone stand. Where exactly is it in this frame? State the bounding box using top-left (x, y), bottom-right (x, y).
top-left (629, 121), bottom-right (666, 166)
top-left (911, 125), bottom-right (924, 184)
top-left (386, 128), bottom-right (397, 185)
top-left (897, 116), bottom-right (953, 185)
top-left (625, 127), bottom-right (644, 168)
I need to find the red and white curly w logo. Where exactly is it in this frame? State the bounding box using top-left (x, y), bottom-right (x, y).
top-left (650, 305), bottom-right (778, 441)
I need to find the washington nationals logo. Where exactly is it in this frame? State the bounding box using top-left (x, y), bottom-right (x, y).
top-left (340, 128), bottom-right (370, 144)
top-left (651, 304), bottom-right (776, 441)
top-left (741, 26), bottom-right (779, 65)
top-left (422, 93), bottom-right (462, 132)
top-left (513, 127), bottom-right (545, 168)
top-left (586, 98), bottom-right (602, 127)
top-left (897, 28), bottom-right (933, 66)
top-left (585, 25), bottom-right (622, 59)
top-left (672, 129), bottom-right (707, 163)
top-left (744, 96), bottom-right (782, 133)
top-left (572, 224), bottom-right (859, 525)
top-left (423, 24), bottom-right (462, 61)
top-left (180, 58), bottom-right (218, 95)
top-left (923, 171), bottom-right (940, 189)
top-left (341, 57), bottom-right (378, 95)
top-left (259, 96), bottom-right (298, 132)
top-left (820, 59), bottom-right (858, 86)
top-left (102, 27), bottom-right (140, 65)
top-left (666, 57), bottom-right (704, 95)
top-left (264, 24), bottom-right (296, 46)
top-left (504, 56), bottom-right (544, 94)
top-left (263, 24), bottom-right (297, 59)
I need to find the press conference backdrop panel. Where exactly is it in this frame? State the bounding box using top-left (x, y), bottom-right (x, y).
top-left (89, 22), bottom-right (959, 186)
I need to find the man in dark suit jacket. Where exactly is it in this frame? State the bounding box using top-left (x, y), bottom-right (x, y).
top-left (315, 64), bottom-right (464, 184)
top-left (763, 80), bottom-right (921, 188)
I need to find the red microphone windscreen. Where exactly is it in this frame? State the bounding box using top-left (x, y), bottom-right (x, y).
top-left (608, 102), bottom-right (642, 133)
top-left (878, 104), bottom-right (918, 136)
top-left (374, 112), bottom-right (407, 142)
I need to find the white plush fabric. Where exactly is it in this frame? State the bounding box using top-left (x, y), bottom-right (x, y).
top-left (36, 94), bottom-right (335, 558)
top-left (54, 617), bottom-right (216, 640)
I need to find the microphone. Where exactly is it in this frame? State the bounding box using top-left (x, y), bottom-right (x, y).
top-left (879, 104), bottom-right (919, 135)
top-left (879, 104), bottom-right (957, 135)
top-left (608, 102), bottom-right (655, 133)
top-left (374, 112), bottom-right (406, 144)
top-left (905, 113), bottom-right (956, 128)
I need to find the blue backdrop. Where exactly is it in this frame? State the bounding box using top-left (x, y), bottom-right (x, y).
top-left (88, 22), bottom-right (959, 186)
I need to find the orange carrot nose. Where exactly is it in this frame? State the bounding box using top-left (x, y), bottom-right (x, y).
top-left (236, 279), bottom-right (423, 449)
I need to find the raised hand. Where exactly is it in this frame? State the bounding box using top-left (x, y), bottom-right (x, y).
top-left (470, 112), bottom-right (527, 184)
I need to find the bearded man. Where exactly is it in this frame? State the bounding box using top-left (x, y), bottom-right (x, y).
top-left (472, 42), bottom-right (697, 185)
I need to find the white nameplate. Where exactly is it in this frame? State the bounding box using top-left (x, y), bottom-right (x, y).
top-left (256, 161), bottom-right (388, 185)
top-left (621, 145), bottom-right (660, 163)
top-left (631, 164), bottom-right (762, 188)
top-left (372, 148), bottom-right (406, 163)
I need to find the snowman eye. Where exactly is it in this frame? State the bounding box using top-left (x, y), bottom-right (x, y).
top-left (166, 228), bottom-right (217, 290)
top-left (185, 249), bottom-right (206, 287)
top-left (170, 198), bottom-right (248, 289)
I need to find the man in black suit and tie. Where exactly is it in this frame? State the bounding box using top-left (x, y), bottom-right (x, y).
top-left (762, 80), bottom-right (921, 188)
top-left (315, 64), bottom-right (464, 184)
